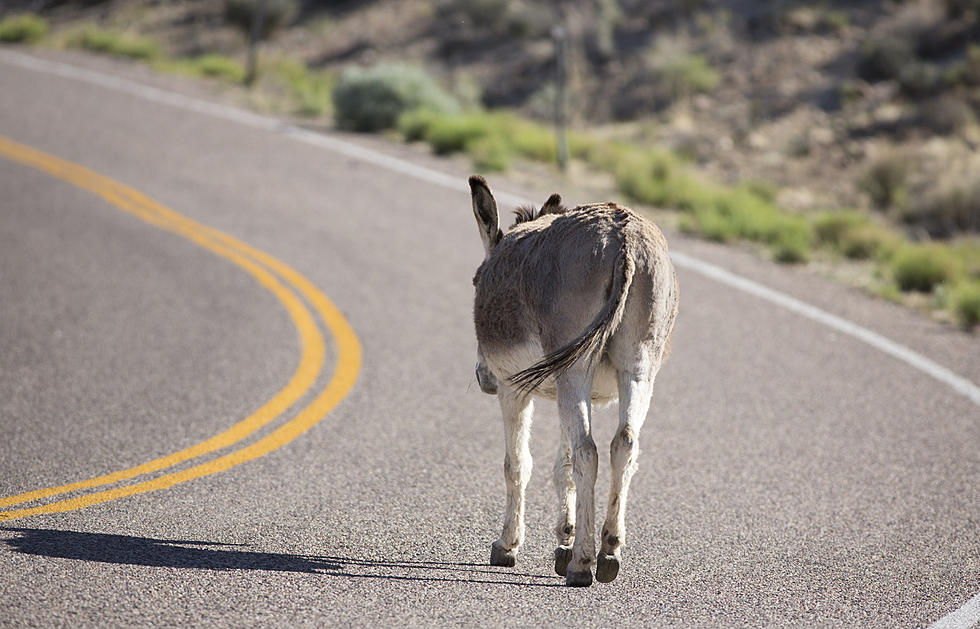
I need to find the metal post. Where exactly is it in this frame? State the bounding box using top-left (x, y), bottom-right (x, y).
top-left (245, 0), bottom-right (267, 86)
top-left (552, 25), bottom-right (569, 172)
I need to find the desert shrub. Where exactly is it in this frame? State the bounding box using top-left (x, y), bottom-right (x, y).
top-left (0, 13), bottom-right (48, 44)
top-left (270, 59), bottom-right (333, 116)
top-left (172, 54), bottom-right (246, 82)
top-left (68, 26), bottom-right (162, 60)
top-left (685, 184), bottom-right (812, 261)
top-left (424, 114), bottom-right (492, 154)
top-left (567, 133), bottom-right (599, 161)
top-left (224, 0), bottom-right (297, 39)
top-left (397, 108), bottom-right (442, 142)
top-left (840, 223), bottom-right (900, 260)
top-left (891, 244), bottom-right (958, 292)
top-left (712, 185), bottom-right (782, 242)
top-left (857, 36), bottom-right (915, 82)
top-left (332, 64), bottom-right (460, 132)
top-left (397, 109), bottom-right (558, 169)
top-left (905, 181), bottom-right (980, 238)
top-left (952, 281), bottom-right (980, 328)
top-left (650, 53), bottom-right (720, 101)
top-left (769, 221), bottom-right (813, 263)
top-left (581, 141), bottom-right (638, 172)
top-left (859, 156), bottom-right (908, 211)
top-left (916, 96), bottom-right (975, 135)
top-left (506, 115), bottom-right (557, 162)
top-left (897, 62), bottom-right (940, 97)
top-left (811, 210), bottom-right (899, 259)
top-left (614, 149), bottom-right (715, 211)
top-left (813, 210), bottom-right (867, 246)
top-left (470, 135), bottom-right (511, 172)
top-left (691, 204), bottom-right (735, 242)
top-left (194, 55), bottom-right (245, 81)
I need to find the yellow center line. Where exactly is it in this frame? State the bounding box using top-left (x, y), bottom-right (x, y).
top-left (0, 136), bottom-right (361, 519)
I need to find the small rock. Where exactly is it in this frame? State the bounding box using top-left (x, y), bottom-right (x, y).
top-left (809, 127), bottom-right (835, 145)
top-left (747, 131), bottom-right (769, 150)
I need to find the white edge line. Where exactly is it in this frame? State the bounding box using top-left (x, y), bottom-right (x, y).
top-left (2, 49), bottom-right (978, 628)
top-left (929, 593), bottom-right (980, 629)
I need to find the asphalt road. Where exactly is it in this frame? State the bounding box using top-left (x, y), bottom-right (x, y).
top-left (1, 49), bottom-right (977, 628)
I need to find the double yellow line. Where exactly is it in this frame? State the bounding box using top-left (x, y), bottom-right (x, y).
top-left (0, 135), bottom-right (362, 520)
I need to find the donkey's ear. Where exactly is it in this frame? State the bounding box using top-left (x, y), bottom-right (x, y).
top-left (541, 193), bottom-right (563, 214)
top-left (469, 175), bottom-right (502, 252)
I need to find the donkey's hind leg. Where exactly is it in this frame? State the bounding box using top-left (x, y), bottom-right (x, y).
top-left (556, 370), bottom-right (599, 587)
top-left (596, 366), bottom-right (656, 583)
top-left (490, 387), bottom-right (534, 567)
top-left (552, 435), bottom-right (576, 576)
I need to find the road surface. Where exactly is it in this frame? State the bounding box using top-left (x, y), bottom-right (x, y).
top-left (1, 49), bottom-right (977, 627)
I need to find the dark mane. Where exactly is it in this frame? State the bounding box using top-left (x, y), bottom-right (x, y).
top-left (510, 193), bottom-right (567, 227)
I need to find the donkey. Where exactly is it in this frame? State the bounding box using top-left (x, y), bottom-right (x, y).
top-left (468, 175), bottom-right (678, 587)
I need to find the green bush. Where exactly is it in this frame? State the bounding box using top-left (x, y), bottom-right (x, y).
top-left (332, 64), bottom-right (460, 132)
top-left (692, 204), bottom-right (736, 242)
top-left (952, 282), bottom-right (980, 328)
top-left (424, 114), bottom-right (491, 154)
top-left (506, 115), bottom-right (557, 162)
top-left (164, 54), bottom-right (246, 82)
top-left (612, 148), bottom-right (712, 210)
top-left (470, 135), bottom-right (511, 172)
top-left (651, 54), bottom-right (720, 101)
top-left (397, 109), bottom-right (554, 169)
top-left (891, 245), bottom-right (958, 292)
top-left (813, 210), bottom-right (867, 246)
top-left (194, 55), bottom-right (245, 81)
top-left (812, 210), bottom-right (899, 260)
top-left (770, 222), bottom-right (813, 263)
top-left (69, 26), bottom-right (162, 60)
top-left (0, 13), bottom-right (48, 44)
top-left (859, 156), bottom-right (908, 210)
top-left (840, 223), bottom-right (899, 260)
top-left (397, 108), bottom-right (441, 142)
top-left (272, 59), bottom-right (333, 116)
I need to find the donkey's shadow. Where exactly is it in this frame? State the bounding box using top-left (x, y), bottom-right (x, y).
top-left (1, 527), bottom-right (561, 587)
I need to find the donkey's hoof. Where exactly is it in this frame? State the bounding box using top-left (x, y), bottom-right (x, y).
top-left (565, 569), bottom-right (593, 587)
top-left (489, 541), bottom-right (516, 567)
top-left (554, 545), bottom-right (573, 576)
top-left (595, 552), bottom-right (620, 583)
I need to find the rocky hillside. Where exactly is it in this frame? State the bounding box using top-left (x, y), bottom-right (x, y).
top-left (8, 0), bottom-right (980, 240)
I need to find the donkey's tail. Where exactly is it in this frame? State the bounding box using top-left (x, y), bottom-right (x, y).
top-left (509, 236), bottom-right (635, 396)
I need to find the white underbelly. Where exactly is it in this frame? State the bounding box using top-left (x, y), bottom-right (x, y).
top-left (486, 342), bottom-right (619, 403)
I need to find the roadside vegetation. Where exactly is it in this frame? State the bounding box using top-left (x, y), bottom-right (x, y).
top-left (0, 13), bottom-right (46, 43)
top-left (1, 5), bottom-right (977, 330)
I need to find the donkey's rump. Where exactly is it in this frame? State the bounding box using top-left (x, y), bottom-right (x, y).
top-left (474, 204), bottom-right (669, 400)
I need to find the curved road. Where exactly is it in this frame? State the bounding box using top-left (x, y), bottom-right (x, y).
top-left (1, 50), bottom-right (977, 627)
